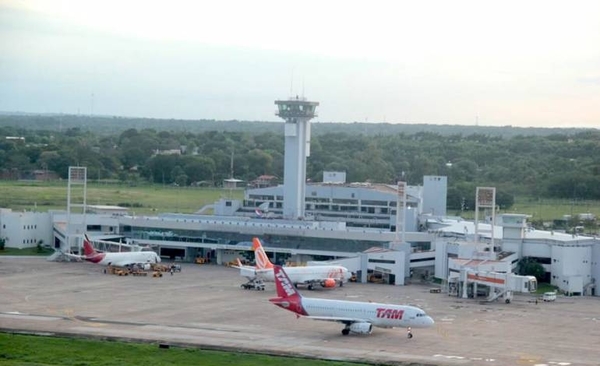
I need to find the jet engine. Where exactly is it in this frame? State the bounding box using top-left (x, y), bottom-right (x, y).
top-left (322, 278), bottom-right (337, 288)
top-left (349, 322), bottom-right (372, 334)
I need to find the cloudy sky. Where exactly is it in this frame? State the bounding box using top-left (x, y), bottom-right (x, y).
top-left (1, 0), bottom-right (599, 127)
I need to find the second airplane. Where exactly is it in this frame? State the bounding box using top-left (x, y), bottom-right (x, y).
top-left (235, 237), bottom-right (352, 290)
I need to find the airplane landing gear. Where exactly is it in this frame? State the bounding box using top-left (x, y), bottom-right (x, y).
top-left (407, 327), bottom-right (413, 339)
top-left (342, 328), bottom-right (350, 336)
top-left (307, 284), bottom-right (314, 290)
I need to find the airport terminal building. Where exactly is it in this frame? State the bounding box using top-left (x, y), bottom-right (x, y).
top-left (2, 176), bottom-right (599, 295)
top-left (1, 97), bottom-right (599, 295)
top-left (1, 174), bottom-right (447, 285)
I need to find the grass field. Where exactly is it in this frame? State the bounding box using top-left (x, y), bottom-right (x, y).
top-left (1, 181), bottom-right (599, 223)
top-left (0, 181), bottom-right (244, 215)
top-left (505, 196), bottom-right (600, 223)
top-left (446, 197), bottom-right (600, 227)
top-left (535, 282), bottom-right (559, 294)
top-left (0, 247), bottom-right (54, 256)
top-left (0, 333), bottom-right (371, 366)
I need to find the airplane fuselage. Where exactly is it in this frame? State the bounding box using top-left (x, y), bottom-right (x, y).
top-left (85, 251), bottom-right (161, 267)
top-left (269, 265), bottom-right (434, 336)
top-left (301, 298), bottom-right (434, 329)
top-left (256, 265), bottom-right (350, 286)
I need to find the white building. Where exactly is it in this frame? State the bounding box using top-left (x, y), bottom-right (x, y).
top-left (432, 214), bottom-right (600, 296)
top-left (0, 209), bottom-right (53, 249)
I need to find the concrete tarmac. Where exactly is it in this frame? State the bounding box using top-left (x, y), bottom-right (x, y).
top-left (1, 257), bottom-right (599, 366)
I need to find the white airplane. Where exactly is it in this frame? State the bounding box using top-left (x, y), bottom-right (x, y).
top-left (66, 234), bottom-right (161, 267)
top-left (235, 237), bottom-right (352, 290)
top-left (270, 265), bottom-right (435, 336)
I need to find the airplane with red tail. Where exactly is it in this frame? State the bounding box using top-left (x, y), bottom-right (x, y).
top-left (64, 234), bottom-right (161, 267)
top-left (269, 265), bottom-right (434, 336)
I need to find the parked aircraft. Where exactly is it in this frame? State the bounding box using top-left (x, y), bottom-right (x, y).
top-left (235, 237), bottom-right (352, 290)
top-left (270, 265), bottom-right (435, 336)
top-left (235, 258), bottom-right (259, 281)
top-left (65, 235), bottom-right (161, 267)
top-left (254, 202), bottom-right (271, 218)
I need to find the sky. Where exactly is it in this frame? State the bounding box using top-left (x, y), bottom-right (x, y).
top-left (1, 0), bottom-right (599, 128)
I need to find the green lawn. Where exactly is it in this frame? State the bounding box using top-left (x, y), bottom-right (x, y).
top-left (1, 181), bottom-right (598, 223)
top-left (453, 196), bottom-right (600, 228)
top-left (0, 333), bottom-right (371, 366)
top-left (0, 181), bottom-right (244, 215)
top-left (0, 247), bottom-right (54, 256)
top-left (535, 282), bottom-right (559, 295)
top-left (506, 196), bottom-right (600, 223)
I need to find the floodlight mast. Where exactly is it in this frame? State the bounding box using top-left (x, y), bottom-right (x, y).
top-left (475, 187), bottom-right (496, 258)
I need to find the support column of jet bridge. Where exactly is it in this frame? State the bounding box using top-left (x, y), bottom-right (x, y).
top-left (275, 96), bottom-right (319, 220)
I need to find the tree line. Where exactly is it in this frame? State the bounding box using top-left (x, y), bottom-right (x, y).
top-left (1, 116), bottom-right (600, 212)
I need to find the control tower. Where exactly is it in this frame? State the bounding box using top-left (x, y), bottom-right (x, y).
top-left (275, 96), bottom-right (319, 219)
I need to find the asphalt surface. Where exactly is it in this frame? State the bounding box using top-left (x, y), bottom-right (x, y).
top-left (1, 257), bottom-right (599, 366)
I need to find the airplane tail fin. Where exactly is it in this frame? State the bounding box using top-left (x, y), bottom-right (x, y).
top-left (82, 234), bottom-right (97, 257)
top-left (272, 265), bottom-right (301, 299)
top-left (270, 266), bottom-right (307, 316)
top-left (252, 237), bottom-right (274, 270)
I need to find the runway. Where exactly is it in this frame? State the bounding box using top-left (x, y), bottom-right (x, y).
top-left (1, 257), bottom-right (599, 365)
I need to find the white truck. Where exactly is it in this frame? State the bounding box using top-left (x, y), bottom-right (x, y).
top-left (542, 291), bottom-right (557, 302)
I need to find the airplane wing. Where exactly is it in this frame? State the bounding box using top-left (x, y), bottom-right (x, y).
top-left (297, 277), bottom-right (340, 289)
top-left (229, 258), bottom-right (253, 270)
top-left (109, 259), bottom-right (155, 268)
top-left (305, 316), bottom-right (370, 324)
top-left (230, 259), bottom-right (259, 280)
top-left (59, 251), bottom-right (84, 261)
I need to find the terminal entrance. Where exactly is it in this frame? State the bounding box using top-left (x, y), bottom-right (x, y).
top-left (368, 267), bottom-right (394, 284)
top-left (160, 247), bottom-right (185, 260)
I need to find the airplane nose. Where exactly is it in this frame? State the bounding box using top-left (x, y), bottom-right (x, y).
top-left (426, 316), bottom-right (435, 327)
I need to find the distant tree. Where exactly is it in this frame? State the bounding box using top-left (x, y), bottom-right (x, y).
top-left (247, 149), bottom-right (273, 176)
top-left (517, 257), bottom-right (545, 281)
top-left (143, 155), bottom-right (180, 184)
top-left (496, 190), bottom-right (515, 210)
top-left (174, 174), bottom-right (188, 187)
top-left (171, 166), bottom-right (187, 186)
top-left (182, 156), bottom-right (215, 185)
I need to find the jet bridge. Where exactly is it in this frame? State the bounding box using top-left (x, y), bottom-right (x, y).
top-left (461, 269), bottom-right (537, 303)
top-left (448, 258), bottom-right (537, 303)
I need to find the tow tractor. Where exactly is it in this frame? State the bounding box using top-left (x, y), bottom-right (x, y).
top-left (241, 279), bottom-right (265, 291)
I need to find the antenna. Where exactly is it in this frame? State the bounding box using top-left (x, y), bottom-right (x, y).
top-left (302, 77), bottom-right (305, 99)
top-left (230, 148), bottom-right (234, 179)
top-left (90, 93), bottom-right (94, 116)
top-left (290, 67), bottom-right (295, 98)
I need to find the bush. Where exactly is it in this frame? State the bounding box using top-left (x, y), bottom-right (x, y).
top-left (518, 257), bottom-right (545, 281)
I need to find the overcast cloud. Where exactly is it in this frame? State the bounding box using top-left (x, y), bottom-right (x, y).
top-left (1, 0), bottom-right (599, 127)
